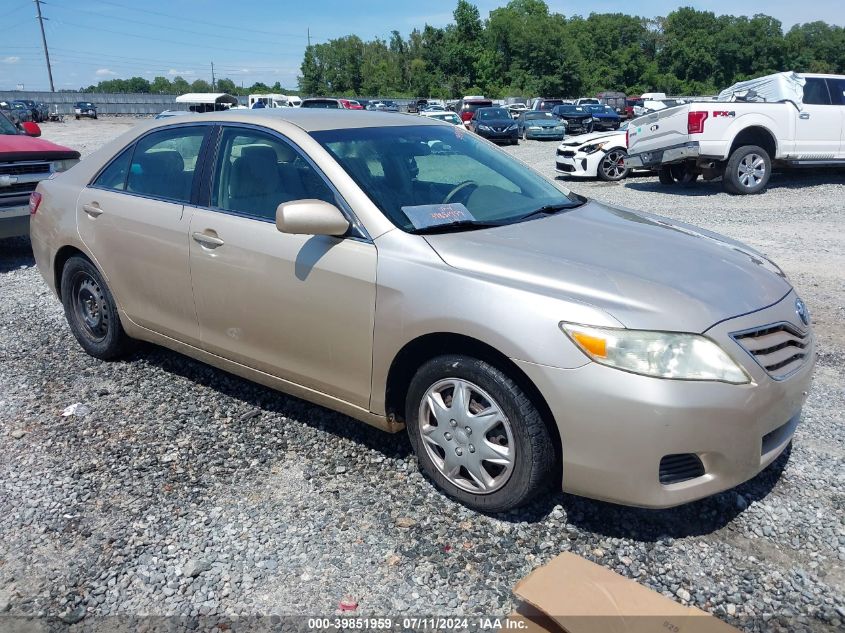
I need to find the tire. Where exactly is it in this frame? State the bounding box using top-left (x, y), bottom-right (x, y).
top-left (658, 166), bottom-right (675, 185)
top-left (597, 149), bottom-right (630, 182)
top-left (670, 164), bottom-right (699, 187)
top-left (60, 256), bottom-right (131, 360)
top-left (406, 354), bottom-right (556, 513)
top-left (723, 145), bottom-right (771, 195)
top-left (75, 115), bottom-right (80, 120)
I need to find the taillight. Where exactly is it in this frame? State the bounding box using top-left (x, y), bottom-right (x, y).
top-left (688, 111), bottom-right (708, 134)
top-left (29, 191), bottom-right (42, 215)
top-left (460, 111), bottom-right (472, 121)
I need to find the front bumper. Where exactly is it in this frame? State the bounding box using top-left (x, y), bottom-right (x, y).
top-left (0, 203), bottom-right (31, 238)
top-left (477, 129), bottom-right (518, 142)
top-left (626, 141), bottom-right (700, 168)
top-left (524, 127), bottom-right (565, 140)
top-left (514, 290), bottom-right (815, 508)
top-left (555, 151), bottom-right (602, 178)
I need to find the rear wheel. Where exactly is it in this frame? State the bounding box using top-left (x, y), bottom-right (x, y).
top-left (406, 355), bottom-right (555, 513)
top-left (597, 149), bottom-right (629, 181)
top-left (658, 166), bottom-right (675, 185)
top-left (723, 145), bottom-right (771, 195)
top-left (60, 256), bottom-right (131, 360)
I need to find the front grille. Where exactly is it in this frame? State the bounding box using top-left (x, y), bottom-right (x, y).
top-left (659, 454), bottom-right (705, 485)
top-left (0, 161), bottom-right (51, 176)
top-left (732, 323), bottom-right (810, 380)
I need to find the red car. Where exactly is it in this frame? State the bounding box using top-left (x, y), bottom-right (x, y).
top-left (0, 112), bottom-right (80, 238)
top-left (340, 99), bottom-right (364, 110)
top-left (624, 96), bottom-right (643, 119)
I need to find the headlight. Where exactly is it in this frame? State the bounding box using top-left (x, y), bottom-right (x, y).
top-left (51, 158), bottom-right (79, 173)
top-left (477, 124), bottom-right (491, 131)
top-left (560, 323), bottom-right (750, 384)
top-left (506, 123), bottom-right (517, 130)
top-left (581, 142), bottom-right (606, 154)
top-left (584, 117), bottom-right (593, 123)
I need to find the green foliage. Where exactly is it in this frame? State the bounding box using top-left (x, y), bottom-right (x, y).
top-left (296, 1), bottom-right (844, 98)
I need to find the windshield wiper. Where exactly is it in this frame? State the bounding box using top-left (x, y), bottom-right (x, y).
top-left (511, 201), bottom-right (584, 223)
top-left (409, 219), bottom-right (504, 235)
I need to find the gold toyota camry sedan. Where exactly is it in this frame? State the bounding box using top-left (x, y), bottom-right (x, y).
top-left (30, 109), bottom-right (814, 512)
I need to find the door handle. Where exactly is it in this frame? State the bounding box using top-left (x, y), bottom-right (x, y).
top-left (192, 231), bottom-right (224, 248)
top-left (799, 112), bottom-right (810, 120)
top-left (82, 203), bottom-right (103, 217)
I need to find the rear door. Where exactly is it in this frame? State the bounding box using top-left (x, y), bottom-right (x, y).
top-left (824, 77), bottom-right (845, 157)
top-left (77, 124), bottom-right (210, 345)
top-left (794, 77), bottom-right (840, 158)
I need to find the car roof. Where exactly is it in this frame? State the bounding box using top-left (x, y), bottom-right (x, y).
top-left (144, 108), bottom-right (441, 132)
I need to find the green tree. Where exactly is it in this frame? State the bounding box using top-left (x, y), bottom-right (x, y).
top-left (150, 76), bottom-right (172, 94)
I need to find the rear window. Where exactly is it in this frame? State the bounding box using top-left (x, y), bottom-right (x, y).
top-left (537, 99), bottom-right (564, 110)
top-left (302, 100), bottom-right (339, 109)
top-left (461, 100), bottom-right (493, 113)
top-left (626, 99), bottom-right (644, 107)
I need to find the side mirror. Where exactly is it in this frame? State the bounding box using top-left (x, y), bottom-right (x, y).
top-left (22, 121), bottom-right (41, 137)
top-left (276, 199), bottom-right (350, 237)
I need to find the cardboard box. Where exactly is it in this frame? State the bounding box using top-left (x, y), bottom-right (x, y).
top-left (508, 553), bottom-right (741, 633)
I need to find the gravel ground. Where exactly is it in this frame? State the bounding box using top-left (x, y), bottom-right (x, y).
top-left (0, 118), bottom-right (843, 631)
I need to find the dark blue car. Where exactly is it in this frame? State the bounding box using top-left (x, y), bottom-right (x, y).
top-left (586, 104), bottom-right (621, 130)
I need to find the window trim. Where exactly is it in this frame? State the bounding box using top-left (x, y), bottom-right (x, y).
top-left (88, 122), bottom-right (213, 206)
top-left (199, 122), bottom-right (370, 241)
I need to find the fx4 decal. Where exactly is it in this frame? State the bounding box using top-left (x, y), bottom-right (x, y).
top-left (713, 111), bottom-right (736, 118)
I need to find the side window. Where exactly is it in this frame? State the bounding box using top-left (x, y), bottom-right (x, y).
top-left (211, 127), bottom-right (335, 220)
top-left (93, 146), bottom-right (132, 191)
top-left (825, 78), bottom-right (845, 106)
top-left (802, 78), bottom-right (832, 105)
top-left (125, 126), bottom-right (206, 202)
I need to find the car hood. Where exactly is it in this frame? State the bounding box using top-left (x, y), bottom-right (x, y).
top-left (0, 135), bottom-right (79, 161)
top-left (424, 201), bottom-right (791, 332)
top-left (560, 130), bottom-right (624, 147)
top-left (557, 112), bottom-right (591, 119)
top-left (525, 119), bottom-right (561, 127)
top-left (477, 118), bottom-right (514, 126)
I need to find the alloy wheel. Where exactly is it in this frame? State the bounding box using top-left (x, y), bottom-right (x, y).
top-left (737, 153), bottom-right (766, 189)
top-left (418, 378), bottom-right (515, 494)
top-left (600, 150), bottom-right (627, 179)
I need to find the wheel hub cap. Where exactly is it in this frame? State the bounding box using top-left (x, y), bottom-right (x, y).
top-left (418, 378), bottom-right (515, 494)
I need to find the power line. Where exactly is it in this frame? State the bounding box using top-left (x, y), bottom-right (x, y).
top-left (51, 0), bottom-right (313, 39)
top-left (34, 0), bottom-right (55, 92)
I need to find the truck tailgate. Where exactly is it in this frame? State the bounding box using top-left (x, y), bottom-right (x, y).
top-left (628, 105), bottom-right (690, 155)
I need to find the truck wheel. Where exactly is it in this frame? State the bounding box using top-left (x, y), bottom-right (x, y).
top-left (658, 166), bottom-right (675, 185)
top-left (670, 164), bottom-right (699, 187)
top-left (406, 355), bottom-right (556, 513)
top-left (723, 145), bottom-right (771, 195)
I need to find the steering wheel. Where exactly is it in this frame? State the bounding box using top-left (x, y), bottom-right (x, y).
top-left (443, 180), bottom-right (478, 204)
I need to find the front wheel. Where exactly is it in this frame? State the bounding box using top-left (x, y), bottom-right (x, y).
top-left (406, 355), bottom-right (556, 513)
top-left (723, 145), bottom-right (771, 195)
top-left (61, 256), bottom-right (131, 360)
top-left (597, 149), bottom-right (630, 181)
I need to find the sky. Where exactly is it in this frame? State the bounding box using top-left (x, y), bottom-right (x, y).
top-left (2, 0), bottom-right (843, 92)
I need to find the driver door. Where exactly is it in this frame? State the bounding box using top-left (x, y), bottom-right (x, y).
top-left (188, 125), bottom-right (377, 407)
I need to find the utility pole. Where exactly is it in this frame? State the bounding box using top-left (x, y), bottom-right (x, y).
top-left (34, 0), bottom-right (54, 92)
top-left (307, 28), bottom-right (311, 47)
top-left (211, 61), bottom-right (215, 91)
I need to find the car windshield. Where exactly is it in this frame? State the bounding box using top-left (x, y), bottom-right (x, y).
top-left (302, 100), bottom-right (339, 109)
top-left (524, 112), bottom-right (556, 121)
top-left (77, 102), bottom-right (94, 108)
top-left (0, 112), bottom-right (18, 135)
top-left (477, 108), bottom-right (510, 120)
top-left (588, 105), bottom-right (615, 114)
top-left (554, 105), bottom-right (586, 114)
top-left (312, 124), bottom-right (581, 233)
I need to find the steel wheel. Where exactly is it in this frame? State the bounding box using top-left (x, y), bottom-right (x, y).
top-left (418, 378), bottom-right (515, 494)
top-left (737, 153), bottom-right (766, 189)
top-left (598, 149), bottom-right (629, 181)
top-left (71, 272), bottom-right (111, 342)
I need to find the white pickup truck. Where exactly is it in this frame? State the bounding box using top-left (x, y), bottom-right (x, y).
top-left (625, 73), bottom-right (845, 194)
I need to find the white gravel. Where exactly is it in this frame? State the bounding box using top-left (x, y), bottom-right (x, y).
top-left (0, 118), bottom-right (842, 631)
